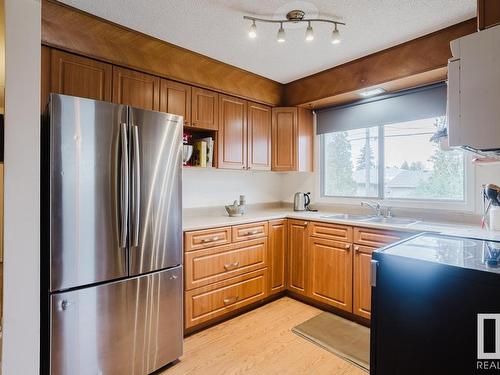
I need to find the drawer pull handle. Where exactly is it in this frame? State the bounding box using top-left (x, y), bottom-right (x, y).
top-left (244, 230), bottom-right (261, 236)
top-left (354, 246), bottom-right (360, 252)
top-left (224, 261), bottom-right (240, 270)
top-left (223, 296), bottom-right (239, 305)
top-left (201, 236), bottom-right (220, 243)
top-left (345, 244), bottom-right (351, 250)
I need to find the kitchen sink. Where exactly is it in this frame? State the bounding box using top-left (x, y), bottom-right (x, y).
top-left (365, 217), bottom-right (419, 225)
top-left (321, 214), bottom-right (374, 221)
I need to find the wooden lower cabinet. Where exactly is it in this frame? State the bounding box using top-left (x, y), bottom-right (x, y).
top-left (308, 237), bottom-right (353, 312)
top-left (184, 269), bottom-right (267, 329)
top-left (184, 238), bottom-right (268, 290)
top-left (268, 219), bottom-right (287, 295)
top-left (353, 244), bottom-right (376, 319)
top-left (287, 219), bottom-right (309, 295)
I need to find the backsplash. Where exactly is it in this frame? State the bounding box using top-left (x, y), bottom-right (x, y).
top-left (182, 168), bottom-right (283, 208)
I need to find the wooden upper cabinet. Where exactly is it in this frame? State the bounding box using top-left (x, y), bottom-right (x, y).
top-left (112, 66), bottom-right (160, 111)
top-left (353, 244), bottom-right (376, 319)
top-left (191, 87), bottom-right (219, 130)
top-left (50, 49), bottom-right (112, 102)
top-left (478, 0), bottom-right (500, 30)
top-left (218, 95), bottom-right (247, 170)
top-left (287, 219), bottom-right (309, 296)
top-left (160, 79), bottom-right (191, 125)
top-left (308, 237), bottom-right (353, 313)
top-left (272, 107), bottom-right (296, 171)
top-left (247, 102), bottom-right (272, 171)
top-left (268, 219), bottom-right (287, 295)
top-left (271, 107), bottom-right (313, 172)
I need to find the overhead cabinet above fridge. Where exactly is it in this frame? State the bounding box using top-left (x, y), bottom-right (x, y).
top-left (447, 24), bottom-right (500, 157)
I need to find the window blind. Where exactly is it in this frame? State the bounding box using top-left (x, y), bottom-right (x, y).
top-left (316, 82), bottom-right (447, 135)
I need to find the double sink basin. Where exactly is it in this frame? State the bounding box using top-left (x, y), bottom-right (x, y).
top-left (321, 213), bottom-right (419, 226)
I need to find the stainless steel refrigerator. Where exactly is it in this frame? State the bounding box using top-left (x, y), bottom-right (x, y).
top-left (42, 94), bottom-right (183, 375)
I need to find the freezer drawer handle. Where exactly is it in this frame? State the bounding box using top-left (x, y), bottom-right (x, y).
top-left (224, 261), bottom-right (240, 270)
top-left (131, 125), bottom-right (141, 247)
top-left (119, 123), bottom-right (129, 248)
top-left (201, 236), bottom-right (220, 243)
top-left (371, 260), bottom-right (378, 287)
top-left (223, 296), bottom-right (239, 305)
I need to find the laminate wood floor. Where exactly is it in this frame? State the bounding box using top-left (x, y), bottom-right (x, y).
top-left (161, 297), bottom-right (367, 375)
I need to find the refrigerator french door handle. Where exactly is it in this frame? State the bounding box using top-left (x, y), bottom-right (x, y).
top-left (120, 123), bottom-right (129, 248)
top-left (132, 125), bottom-right (141, 247)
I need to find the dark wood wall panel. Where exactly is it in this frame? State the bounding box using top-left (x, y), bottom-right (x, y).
top-left (283, 19), bottom-right (477, 107)
top-left (41, 0), bottom-right (282, 106)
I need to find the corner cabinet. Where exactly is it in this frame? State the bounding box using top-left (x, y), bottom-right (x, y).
top-left (271, 107), bottom-right (313, 172)
top-left (268, 219), bottom-right (287, 295)
top-left (287, 219), bottom-right (309, 296)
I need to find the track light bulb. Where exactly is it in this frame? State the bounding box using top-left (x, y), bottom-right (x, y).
top-left (331, 25), bottom-right (341, 44)
top-left (277, 23), bottom-right (285, 43)
top-left (248, 20), bottom-right (257, 38)
top-left (305, 22), bottom-right (314, 41)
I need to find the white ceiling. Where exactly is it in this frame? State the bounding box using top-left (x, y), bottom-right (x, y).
top-left (60, 0), bottom-right (476, 83)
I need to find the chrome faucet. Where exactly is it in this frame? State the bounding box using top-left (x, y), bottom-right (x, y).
top-left (361, 201), bottom-right (382, 216)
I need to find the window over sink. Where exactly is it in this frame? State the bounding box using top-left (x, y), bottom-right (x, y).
top-left (317, 83), bottom-right (468, 207)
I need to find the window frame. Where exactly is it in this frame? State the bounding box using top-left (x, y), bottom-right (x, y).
top-left (317, 123), bottom-right (475, 212)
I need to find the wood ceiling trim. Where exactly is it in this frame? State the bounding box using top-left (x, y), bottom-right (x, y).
top-left (283, 18), bottom-right (477, 107)
top-left (41, 0), bottom-right (283, 106)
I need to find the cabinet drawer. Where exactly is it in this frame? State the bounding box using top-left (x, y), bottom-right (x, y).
top-left (185, 227), bottom-right (232, 252)
top-left (309, 221), bottom-right (353, 242)
top-left (232, 221), bottom-right (268, 242)
top-left (184, 269), bottom-right (267, 329)
top-left (185, 238), bottom-right (268, 290)
top-left (353, 227), bottom-right (408, 248)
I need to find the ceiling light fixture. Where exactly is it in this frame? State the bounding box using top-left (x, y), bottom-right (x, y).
top-left (331, 24), bottom-right (341, 44)
top-left (305, 21), bottom-right (314, 41)
top-left (244, 9), bottom-right (345, 44)
top-left (359, 88), bottom-right (386, 97)
top-left (248, 20), bottom-right (257, 38)
top-left (277, 22), bottom-right (286, 43)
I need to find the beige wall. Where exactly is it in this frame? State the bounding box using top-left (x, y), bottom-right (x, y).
top-left (3, 0), bottom-right (41, 374)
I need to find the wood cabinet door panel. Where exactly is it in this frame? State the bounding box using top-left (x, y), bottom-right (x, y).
top-left (191, 87), bottom-right (218, 130)
top-left (218, 95), bottom-right (247, 169)
top-left (308, 237), bottom-right (353, 312)
top-left (353, 244), bottom-right (376, 319)
top-left (309, 222), bottom-right (353, 243)
top-left (272, 107), bottom-right (297, 171)
top-left (185, 238), bottom-right (267, 290)
top-left (112, 66), bottom-right (160, 110)
top-left (268, 219), bottom-right (287, 294)
top-left (51, 49), bottom-right (112, 101)
top-left (247, 102), bottom-right (271, 170)
top-left (287, 219), bottom-right (309, 295)
top-left (160, 79), bottom-right (191, 124)
top-left (185, 227), bottom-right (232, 252)
top-left (184, 269), bottom-right (267, 329)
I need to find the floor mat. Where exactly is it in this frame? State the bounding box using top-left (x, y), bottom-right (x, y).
top-left (292, 311), bottom-right (370, 371)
